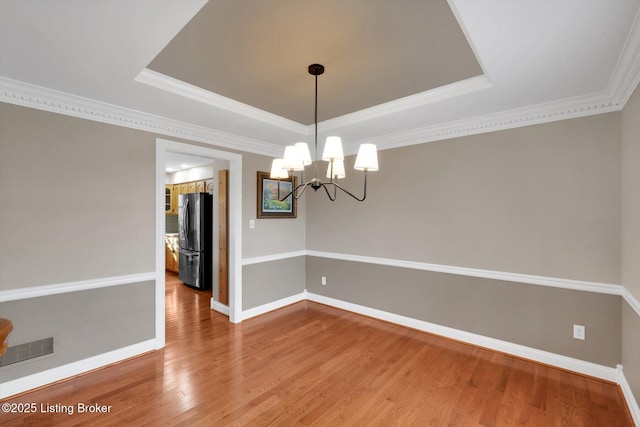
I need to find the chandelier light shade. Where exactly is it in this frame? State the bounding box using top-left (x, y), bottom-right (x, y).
top-left (322, 136), bottom-right (344, 161)
top-left (269, 159), bottom-right (289, 179)
top-left (354, 143), bottom-right (379, 171)
top-left (326, 159), bottom-right (346, 179)
top-left (281, 145), bottom-right (305, 171)
top-left (270, 63), bottom-right (379, 202)
top-left (295, 142), bottom-right (313, 166)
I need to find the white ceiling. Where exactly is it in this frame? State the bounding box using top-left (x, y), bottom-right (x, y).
top-left (1, 0), bottom-right (639, 158)
top-left (165, 152), bottom-right (215, 174)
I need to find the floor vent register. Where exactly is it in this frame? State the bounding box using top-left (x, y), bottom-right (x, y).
top-left (0, 337), bottom-right (54, 367)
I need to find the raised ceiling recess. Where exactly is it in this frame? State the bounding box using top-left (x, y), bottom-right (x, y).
top-left (147, 0), bottom-right (483, 125)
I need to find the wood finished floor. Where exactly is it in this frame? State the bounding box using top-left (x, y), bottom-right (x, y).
top-left (0, 272), bottom-right (632, 426)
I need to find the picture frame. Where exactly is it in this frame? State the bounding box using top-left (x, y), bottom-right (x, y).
top-left (257, 171), bottom-right (297, 218)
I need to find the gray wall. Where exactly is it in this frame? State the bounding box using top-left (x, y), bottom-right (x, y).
top-left (242, 152), bottom-right (306, 259)
top-left (0, 281), bottom-right (155, 382)
top-left (621, 83), bottom-right (640, 401)
top-left (243, 257), bottom-right (305, 310)
top-left (306, 257), bottom-right (621, 367)
top-left (307, 113), bottom-right (621, 283)
top-left (305, 112), bottom-right (625, 369)
top-left (240, 151), bottom-right (307, 309)
top-left (1, 90), bottom-right (637, 403)
top-left (0, 104), bottom-right (156, 289)
top-left (622, 83), bottom-right (640, 302)
top-left (0, 103), bottom-right (159, 380)
top-left (0, 102), bottom-right (306, 384)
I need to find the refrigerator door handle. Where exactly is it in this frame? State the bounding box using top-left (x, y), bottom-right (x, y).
top-left (178, 248), bottom-right (199, 257)
top-left (184, 198), bottom-right (190, 248)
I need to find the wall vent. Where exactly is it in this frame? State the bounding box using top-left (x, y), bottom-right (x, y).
top-left (0, 337), bottom-right (54, 367)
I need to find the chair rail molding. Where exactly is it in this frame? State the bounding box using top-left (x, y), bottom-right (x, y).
top-left (0, 272), bottom-right (156, 303)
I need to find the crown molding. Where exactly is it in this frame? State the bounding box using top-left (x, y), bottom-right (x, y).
top-left (609, 6), bottom-right (640, 107)
top-left (342, 91), bottom-right (622, 155)
top-left (0, 77), bottom-right (283, 158)
top-left (135, 68), bottom-right (309, 135)
top-left (340, 7), bottom-right (640, 155)
top-left (3, 10), bottom-right (639, 161)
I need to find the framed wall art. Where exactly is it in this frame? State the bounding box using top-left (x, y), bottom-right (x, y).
top-left (257, 171), bottom-right (297, 218)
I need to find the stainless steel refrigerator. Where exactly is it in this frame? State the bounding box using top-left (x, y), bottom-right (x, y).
top-left (178, 192), bottom-right (213, 289)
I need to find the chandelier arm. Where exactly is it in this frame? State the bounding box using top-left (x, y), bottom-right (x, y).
top-left (294, 182), bottom-right (313, 199)
top-left (326, 171), bottom-right (368, 202)
top-left (276, 64), bottom-right (374, 204)
top-left (278, 181), bottom-right (309, 202)
top-left (320, 183), bottom-right (337, 201)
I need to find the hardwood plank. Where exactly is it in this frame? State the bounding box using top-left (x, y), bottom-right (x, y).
top-left (0, 272), bottom-right (633, 426)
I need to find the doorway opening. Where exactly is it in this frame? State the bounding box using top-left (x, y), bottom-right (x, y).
top-left (155, 138), bottom-right (243, 349)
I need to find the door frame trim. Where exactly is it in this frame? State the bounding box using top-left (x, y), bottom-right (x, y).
top-left (155, 138), bottom-right (243, 348)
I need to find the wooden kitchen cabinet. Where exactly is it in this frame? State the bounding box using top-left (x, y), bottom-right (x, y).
top-left (165, 185), bottom-right (173, 213)
top-left (165, 184), bottom-right (180, 214)
top-left (165, 179), bottom-right (214, 214)
top-left (165, 235), bottom-right (179, 273)
top-left (170, 185), bottom-right (179, 213)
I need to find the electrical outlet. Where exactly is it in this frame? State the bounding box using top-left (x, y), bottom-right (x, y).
top-left (573, 324), bottom-right (585, 340)
top-left (321, 276), bottom-right (326, 285)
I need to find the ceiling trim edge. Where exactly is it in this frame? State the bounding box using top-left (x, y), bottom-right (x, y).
top-left (343, 91), bottom-right (622, 155)
top-left (136, 69), bottom-right (492, 135)
top-left (447, 0), bottom-right (490, 78)
top-left (135, 68), bottom-right (309, 134)
top-left (608, 6), bottom-right (640, 107)
top-left (315, 75), bottom-right (492, 134)
top-left (2, 20), bottom-right (638, 162)
top-left (337, 8), bottom-right (640, 156)
top-left (0, 77), bottom-right (283, 158)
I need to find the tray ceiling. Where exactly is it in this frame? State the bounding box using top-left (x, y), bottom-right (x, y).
top-left (148, 0), bottom-right (482, 125)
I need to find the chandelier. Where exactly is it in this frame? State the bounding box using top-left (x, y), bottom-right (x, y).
top-left (270, 64), bottom-right (379, 201)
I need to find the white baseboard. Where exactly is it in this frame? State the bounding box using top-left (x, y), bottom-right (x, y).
top-left (306, 292), bottom-right (619, 383)
top-left (618, 365), bottom-right (640, 426)
top-left (0, 339), bottom-right (157, 399)
top-left (4, 290), bottom-right (638, 419)
top-left (211, 298), bottom-right (230, 316)
top-left (241, 291), bottom-right (307, 321)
